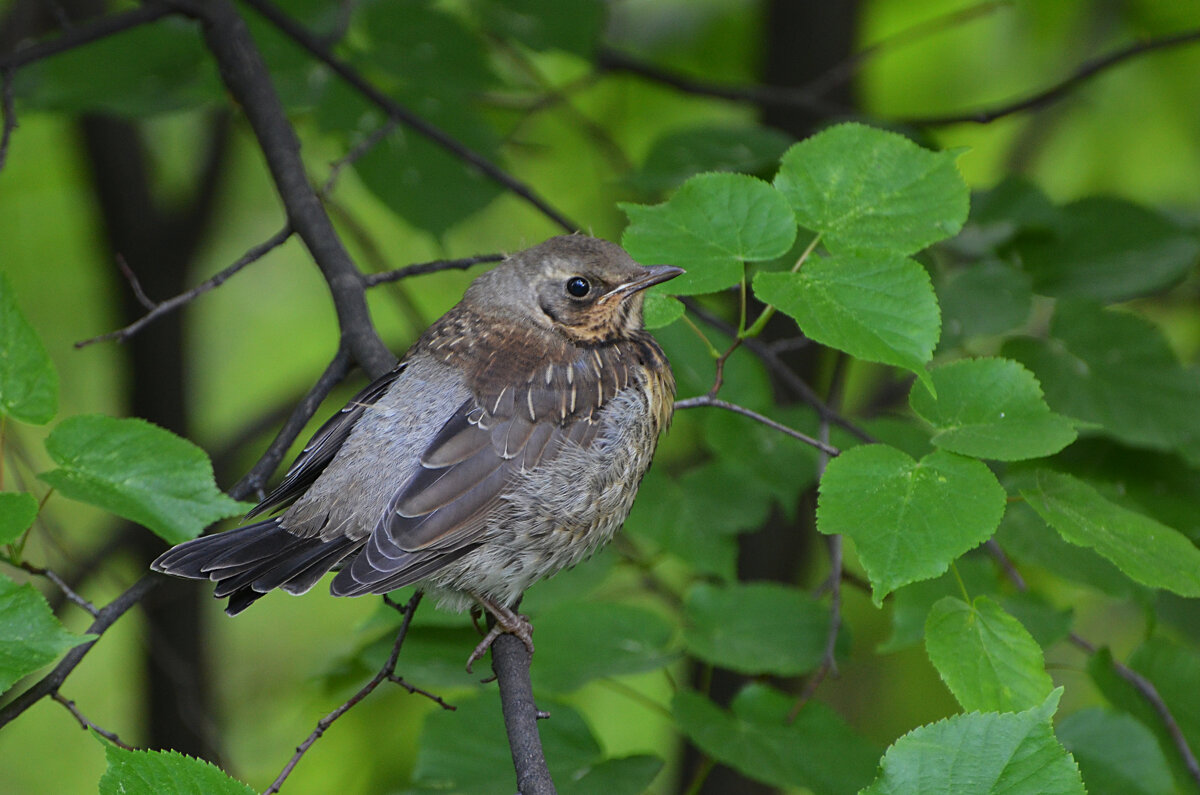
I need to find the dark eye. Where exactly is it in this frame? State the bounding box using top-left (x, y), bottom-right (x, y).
top-left (566, 276), bottom-right (591, 298)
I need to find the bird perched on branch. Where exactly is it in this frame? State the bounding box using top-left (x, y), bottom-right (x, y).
top-left (153, 235), bottom-right (681, 669)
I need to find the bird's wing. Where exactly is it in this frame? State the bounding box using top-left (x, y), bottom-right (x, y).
top-left (247, 364), bottom-right (407, 519)
top-left (331, 349), bottom-right (631, 595)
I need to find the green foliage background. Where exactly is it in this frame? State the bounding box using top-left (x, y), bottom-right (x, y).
top-left (2, 0), bottom-right (1200, 793)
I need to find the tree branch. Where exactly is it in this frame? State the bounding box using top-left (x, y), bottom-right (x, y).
top-left (900, 27), bottom-right (1200, 126)
top-left (236, 0), bottom-right (578, 234)
top-left (491, 628), bottom-right (555, 795)
top-left (190, 0), bottom-right (394, 378)
top-left (52, 691), bottom-right (133, 750)
top-left (363, 254), bottom-right (505, 288)
top-left (0, 573), bottom-right (158, 730)
top-left (0, 2), bottom-right (173, 71)
top-left (675, 395), bottom-right (841, 457)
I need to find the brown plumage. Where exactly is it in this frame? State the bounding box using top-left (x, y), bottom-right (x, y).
top-left (152, 235), bottom-right (680, 667)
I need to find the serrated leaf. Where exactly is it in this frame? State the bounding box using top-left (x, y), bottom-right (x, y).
top-left (532, 601), bottom-right (676, 693)
top-left (1003, 301), bottom-right (1200, 456)
top-left (1022, 469), bottom-right (1200, 597)
top-left (818, 445), bottom-right (1006, 604)
top-left (39, 416), bottom-right (248, 545)
top-left (0, 492), bottom-right (38, 545)
top-left (754, 253), bottom-right (940, 390)
top-left (673, 686), bottom-right (879, 795)
top-left (98, 740), bottom-right (254, 795)
top-left (621, 172), bottom-right (797, 295)
top-left (0, 272), bottom-right (58, 425)
top-left (642, 292), bottom-right (685, 329)
top-left (683, 582), bottom-right (832, 676)
top-left (1056, 708), bottom-right (1173, 795)
top-left (925, 595), bottom-right (1053, 713)
top-left (861, 690), bottom-right (1084, 795)
top-left (630, 125), bottom-right (793, 194)
top-left (1018, 197), bottom-right (1200, 302)
top-left (773, 122), bottom-right (968, 254)
top-left (910, 358), bottom-right (1077, 461)
top-left (0, 574), bottom-right (93, 694)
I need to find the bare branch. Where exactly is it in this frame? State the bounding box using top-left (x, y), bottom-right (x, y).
top-left (0, 574), bottom-right (158, 730)
top-left (13, 561), bottom-right (99, 617)
top-left (901, 28), bottom-right (1200, 126)
top-left (0, 3), bottom-right (174, 71)
top-left (51, 692), bottom-right (133, 750)
top-left (265, 591), bottom-right (438, 794)
top-left (237, 0), bottom-right (578, 234)
top-left (321, 119), bottom-right (397, 196)
top-left (191, 0), bottom-right (394, 377)
top-left (675, 395), bottom-right (841, 457)
top-left (490, 625), bottom-right (555, 795)
top-left (364, 254), bottom-right (505, 287)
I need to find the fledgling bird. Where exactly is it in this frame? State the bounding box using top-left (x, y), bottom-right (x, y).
top-left (152, 235), bottom-right (681, 669)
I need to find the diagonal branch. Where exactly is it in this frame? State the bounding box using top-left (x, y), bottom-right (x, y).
top-left (675, 394), bottom-right (841, 457)
top-left (364, 254), bottom-right (505, 287)
top-left (0, 3), bottom-right (173, 71)
top-left (236, 0), bottom-right (578, 234)
top-left (901, 27), bottom-right (1200, 126)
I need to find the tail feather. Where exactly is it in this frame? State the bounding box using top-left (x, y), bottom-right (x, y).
top-left (151, 520), bottom-right (360, 615)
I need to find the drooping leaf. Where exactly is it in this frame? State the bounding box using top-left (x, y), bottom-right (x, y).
top-left (98, 740), bottom-right (255, 795)
top-left (0, 574), bottom-right (93, 694)
top-left (817, 445), bottom-right (1007, 603)
top-left (754, 252), bottom-right (940, 390)
top-left (39, 416), bottom-right (249, 545)
top-left (673, 686), bottom-right (879, 795)
top-left (1017, 197), bottom-right (1200, 302)
top-left (925, 595), bottom-right (1054, 713)
top-left (683, 582), bottom-right (832, 676)
top-left (1022, 469), bottom-right (1200, 597)
top-left (861, 690), bottom-right (1084, 795)
top-left (621, 172), bottom-right (797, 295)
top-left (0, 492), bottom-right (39, 546)
top-left (773, 122), bottom-right (969, 254)
top-left (0, 272), bottom-right (58, 425)
top-left (909, 358), bottom-right (1077, 461)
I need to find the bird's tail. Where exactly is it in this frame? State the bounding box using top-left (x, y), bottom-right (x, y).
top-left (151, 520), bottom-right (359, 615)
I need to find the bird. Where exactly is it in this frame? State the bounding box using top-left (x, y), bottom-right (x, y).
top-left (152, 234), bottom-right (682, 670)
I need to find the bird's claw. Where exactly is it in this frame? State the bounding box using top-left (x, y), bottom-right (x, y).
top-left (465, 612), bottom-right (534, 673)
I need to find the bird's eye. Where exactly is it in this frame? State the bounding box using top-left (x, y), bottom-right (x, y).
top-left (566, 276), bottom-right (591, 298)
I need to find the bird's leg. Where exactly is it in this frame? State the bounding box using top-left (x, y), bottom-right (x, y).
top-left (465, 593), bottom-right (534, 673)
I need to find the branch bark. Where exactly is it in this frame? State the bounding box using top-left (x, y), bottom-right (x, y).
top-left (491, 629), bottom-right (556, 794)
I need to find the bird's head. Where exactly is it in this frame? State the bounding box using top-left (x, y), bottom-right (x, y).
top-left (467, 235), bottom-right (683, 344)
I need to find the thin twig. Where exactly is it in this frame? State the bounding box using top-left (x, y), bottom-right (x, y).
top-left (675, 395), bottom-right (841, 457)
top-left (386, 674), bottom-right (457, 711)
top-left (321, 119), bottom-right (397, 196)
top-left (265, 591), bottom-right (430, 794)
top-left (363, 254), bottom-right (506, 287)
top-left (0, 3), bottom-right (174, 71)
top-left (0, 67), bottom-right (15, 173)
top-left (901, 27), bottom-right (1200, 126)
top-left (76, 226), bottom-right (294, 348)
top-left (0, 574), bottom-right (158, 729)
top-left (236, 0), bottom-right (578, 233)
top-left (14, 561), bottom-right (99, 617)
top-left (51, 692), bottom-right (133, 749)
top-left (116, 255), bottom-right (156, 310)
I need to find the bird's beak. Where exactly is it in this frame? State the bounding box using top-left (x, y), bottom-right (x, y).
top-left (599, 265), bottom-right (685, 304)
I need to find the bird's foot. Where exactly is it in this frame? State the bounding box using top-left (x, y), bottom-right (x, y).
top-left (465, 596), bottom-right (535, 673)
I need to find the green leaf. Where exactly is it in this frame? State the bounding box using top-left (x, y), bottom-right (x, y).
top-left (701, 404), bottom-right (820, 515)
top-left (925, 595), bottom-right (1054, 713)
top-left (1021, 469), bottom-right (1200, 597)
top-left (1003, 301), bottom-right (1200, 456)
top-left (817, 445), bottom-right (1007, 604)
top-left (621, 172), bottom-right (798, 295)
top-left (0, 492), bottom-right (38, 545)
top-left (754, 253), bottom-right (940, 390)
top-left (861, 690), bottom-right (1084, 795)
top-left (630, 125), bottom-right (793, 194)
top-left (683, 582), bottom-right (832, 676)
top-left (478, 0), bottom-right (606, 56)
top-left (98, 740), bottom-right (255, 795)
top-left (1000, 592), bottom-right (1074, 649)
top-left (1017, 197), bottom-right (1200, 302)
top-left (39, 416), bottom-right (248, 545)
top-left (623, 467), bottom-right (738, 581)
top-left (0, 574), bottom-right (93, 694)
top-left (879, 556), bottom-right (999, 653)
top-left (910, 358), bottom-right (1077, 461)
top-left (673, 686), bottom-right (879, 795)
top-left (1056, 708), bottom-right (1173, 795)
top-left (0, 272), bottom-right (58, 425)
top-left (938, 261), bottom-right (1034, 340)
top-left (641, 292), bottom-right (685, 329)
top-left (532, 601), bottom-right (677, 693)
top-left (773, 122), bottom-right (969, 255)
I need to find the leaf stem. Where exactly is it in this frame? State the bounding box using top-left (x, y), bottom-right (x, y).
top-left (950, 561), bottom-right (971, 603)
top-left (741, 232), bottom-right (822, 339)
top-left (680, 311), bottom-right (723, 359)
